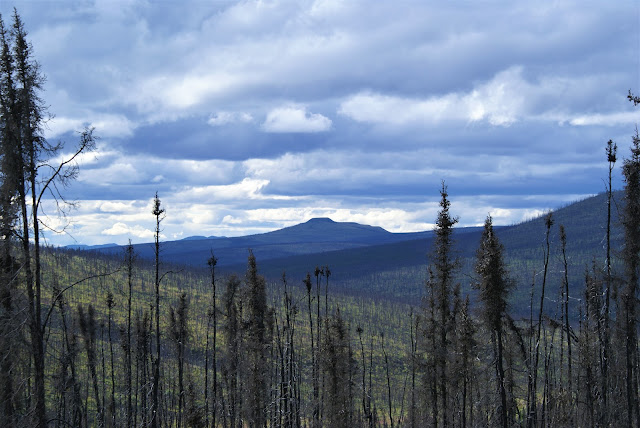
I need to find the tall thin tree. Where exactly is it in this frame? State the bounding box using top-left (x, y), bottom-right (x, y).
top-left (124, 241), bottom-right (136, 427)
top-left (528, 212), bottom-right (553, 428)
top-left (151, 193), bottom-right (165, 428)
top-left (430, 182), bottom-right (458, 427)
top-left (207, 252), bottom-right (218, 428)
top-left (602, 139), bottom-right (617, 416)
top-left (474, 215), bottom-right (512, 428)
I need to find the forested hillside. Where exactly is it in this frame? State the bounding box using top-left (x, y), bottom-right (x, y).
top-left (83, 190), bottom-right (624, 319)
top-left (1, 10), bottom-right (639, 428)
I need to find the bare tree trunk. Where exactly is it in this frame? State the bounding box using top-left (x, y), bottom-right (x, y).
top-left (210, 255), bottom-right (218, 428)
top-left (529, 213), bottom-right (553, 428)
top-left (125, 243), bottom-right (135, 427)
top-left (497, 328), bottom-right (508, 428)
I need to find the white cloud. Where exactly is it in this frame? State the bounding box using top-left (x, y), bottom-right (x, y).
top-left (45, 114), bottom-right (135, 139)
top-left (102, 222), bottom-right (155, 238)
top-left (91, 114), bottom-right (136, 138)
top-left (569, 111), bottom-right (638, 126)
top-left (338, 67), bottom-right (530, 127)
top-left (99, 201), bottom-right (136, 213)
top-left (315, 208), bottom-right (435, 233)
top-left (208, 111), bottom-right (254, 126)
top-left (80, 161), bottom-right (147, 185)
top-left (179, 178), bottom-right (273, 201)
top-left (262, 106), bottom-right (332, 133)
top-left (135, 72), bottom-right (252, 115)
top-left (44, 117), bottom-right (84, 139)
top-left (8, 1), bottom-right (634, 248)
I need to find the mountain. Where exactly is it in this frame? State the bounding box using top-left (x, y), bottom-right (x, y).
top-left (76, 191), bottom-right (623, 316)
top-left (210, 191), bottom-right (624, 316)
top-left (83, 191), bottom-right (622, 277)
top-left (65, 242), bottom-right (119, 250)
top-left (91, 217), bottom-right (435, 267)
top-left (180, 235), bottom-right (225, 241)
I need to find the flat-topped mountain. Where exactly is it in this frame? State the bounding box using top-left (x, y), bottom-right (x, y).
top-left (88, 216), bottom-right (433, 267)
top-left (69, 191), bottom-right (624, 316)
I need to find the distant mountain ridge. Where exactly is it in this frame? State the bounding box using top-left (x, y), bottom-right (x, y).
top-left (76, 191), bottom-right (620, 274)
top-left (67, 191), bottom-right (624, 316)
top-left (86, 216), bottom-right (434, 267)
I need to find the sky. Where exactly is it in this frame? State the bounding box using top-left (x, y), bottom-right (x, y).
top-left (1, 0), bottom-right (638, 246)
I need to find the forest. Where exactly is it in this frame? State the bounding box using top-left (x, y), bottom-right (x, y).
top-left (1, 10), bottom-right (639, 428)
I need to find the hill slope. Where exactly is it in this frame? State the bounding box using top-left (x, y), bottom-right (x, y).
top-left (75, 191), bottom-right (624, 316)
top-left (215, 191), bottom-right (624, 316)
top-left (89, 217), bottom-right (434, 266)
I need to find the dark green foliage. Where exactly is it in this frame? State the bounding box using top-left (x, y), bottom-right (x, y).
top-left (474, 215), bottom-right (511, 428)
top-left (0, 11), bottom-right (96, 426)
top-left (475, 216), bottom-right (511, 331)
top-left (620, 126), bottom-right (640, 427)
top-left (419, 183), bottom-right (459, 428)
top-left (244, 250), bottom-right (269, 428)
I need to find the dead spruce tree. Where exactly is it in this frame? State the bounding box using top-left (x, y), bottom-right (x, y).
top-left (151, 192), bottom-right (165, 428)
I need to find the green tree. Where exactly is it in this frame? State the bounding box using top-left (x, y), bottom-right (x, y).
top-left (422, 182), bottom-right (459, 427)
top-left (244, 250), bottom-right (269, 428)
top-left (0, 16), bottom-right (20, 422)
top-left (474, 215), bottom-right (512, 428)
top-left (620, 126), bottom-right (640, 427)
top-left (432, 183), bottom-right (458, 427)
top-left (0, 11), bottom-right (95, 426)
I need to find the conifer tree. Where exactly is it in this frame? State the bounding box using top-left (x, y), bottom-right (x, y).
top-left (474, 215), bottom-right (512, 428)
top-left (0, 11), bottom-right (95, 425)
top-left (223, 274), bottom-right (242, 428)
top-left (620, 126), bottom-right (640, 427)
top-left (601, 139), bottom-right (617, 417)
top-left (304, 272), bottom-right (319, 427)
top-left (151, 193), bottom-right (165, 428)
top-left (0, 16), bottom-right (19, 423)
top-left (321, 309), bottom-right (354, 428)
top-left (124, 242), bottom-right (136, 427)
top-left (105, 291), bottom-right (116, 427)
top-left (244, 250), bottom-right (269, 427)
top-left (429, 182), bottom-right (458, 427)
top-left (170, 292), bottom-right (189, 428)
top-left (205, 252), bottom-right (218, 428)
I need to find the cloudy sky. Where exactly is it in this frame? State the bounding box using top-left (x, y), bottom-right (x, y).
top-left (2, 0), bottom-right (638, 246)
